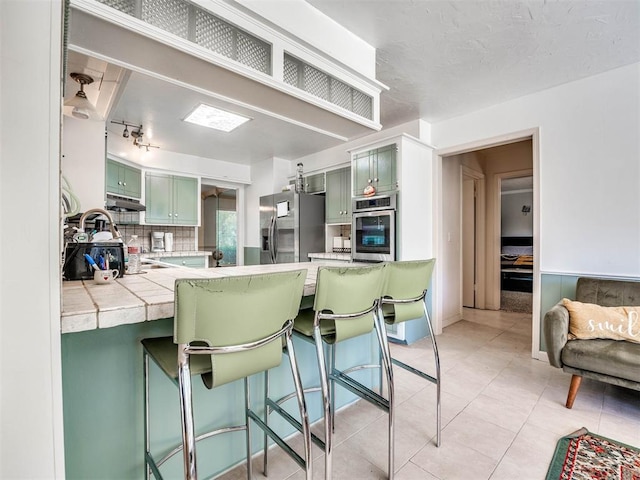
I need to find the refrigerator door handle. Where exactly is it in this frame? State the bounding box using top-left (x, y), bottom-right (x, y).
top-left (272, 216), bottom-right (279, 263)
top-left (269, 215), bottom-right (276, 263)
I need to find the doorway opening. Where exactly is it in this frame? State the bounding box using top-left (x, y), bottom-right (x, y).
top-left (435, 128), bottom-right (539, 356)
top-left (499, 175), bottom-right (533, 314)
top-left (200, 184), bottom-right (238, 267)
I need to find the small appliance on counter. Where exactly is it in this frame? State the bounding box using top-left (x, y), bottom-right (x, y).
top-left (63, 242), bottom-right (125, 280)
top-left (164, 232), bottom-right (173, 252)
top-left (332, 237), bottom-right (351, 253)
top-left (151, 232), bottom-right (165, 252)
top-left (63, 208), bottom-right (126, 280)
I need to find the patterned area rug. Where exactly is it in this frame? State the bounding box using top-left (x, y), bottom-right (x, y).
top-left (546, 428), bottom-right (640, 480)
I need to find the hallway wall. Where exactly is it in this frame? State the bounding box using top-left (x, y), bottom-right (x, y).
top-left (432, 63), bottom-right (640, 278)
top-left (432, 62), bottom-right (640, 355)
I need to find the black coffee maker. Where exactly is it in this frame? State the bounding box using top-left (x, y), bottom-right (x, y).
top-left (63, 242), bottom-right (125, 280)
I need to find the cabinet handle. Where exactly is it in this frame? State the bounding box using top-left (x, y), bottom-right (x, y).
top-left (374, 178), bottom-right (378, 182)
top-left (168, 214), bottom-right (172, 217)
top-left (123, 182), bottom-right (126, 186)
top-left (367, 179), bottom-right (372, 184)
top-left (118, 181), bottom-right (123, 185)
top-left (174, 213), bottom-right (178, 217)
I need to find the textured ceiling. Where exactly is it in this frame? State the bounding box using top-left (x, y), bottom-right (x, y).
top-left (307, 0), bottom-right (640, 127)
top-left (67, 1), bottom-right (640, 164)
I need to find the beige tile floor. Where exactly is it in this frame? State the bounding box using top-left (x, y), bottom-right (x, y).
top-left (221, 307), bottom-right (640, 480)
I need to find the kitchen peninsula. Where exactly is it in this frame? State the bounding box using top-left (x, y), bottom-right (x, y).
top-left (60, 262), bottom-right (377, 479)
top-left (62, 263), bottom-right (322, 333)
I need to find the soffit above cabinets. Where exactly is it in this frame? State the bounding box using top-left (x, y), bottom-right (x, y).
top-left (67, 1), bottom-right (384, 148)
top-left (105, 68), bottom-right (363, 164)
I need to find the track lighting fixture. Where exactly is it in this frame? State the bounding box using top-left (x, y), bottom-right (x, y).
top-left (110, 120), bottom-right (161, 151)
top-left (137, 142), bottom-right (160, 152)
top-left (65, 73), bottom-right (101, 120)
top-left (131, 126), bottom-right (144, 145)
top-left (111, 120), bottom-right (141, 139)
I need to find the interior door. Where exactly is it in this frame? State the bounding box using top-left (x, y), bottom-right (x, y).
top-left (462, 177), bottom-right (476, 307)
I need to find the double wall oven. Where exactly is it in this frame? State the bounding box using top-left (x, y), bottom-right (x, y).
top-left (351, 193), bottom-right (396, 262)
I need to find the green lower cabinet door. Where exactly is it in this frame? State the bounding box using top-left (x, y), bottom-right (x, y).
top-left (343, 167), bottom-right (352, 219)
top-left (159, 256), bottom-right (206, 268)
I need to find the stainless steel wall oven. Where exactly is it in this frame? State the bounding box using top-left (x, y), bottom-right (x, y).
top-left (351, 194), bottom-right (396, 262)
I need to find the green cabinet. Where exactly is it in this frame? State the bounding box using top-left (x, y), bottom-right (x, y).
top-left (158, 256), bottom-right (207, 268)
top-left (106, 159), bottom-right (142, 198)
top-left (352, 144), bottom-right (397, 196)
top-left (325, 167), bottom-right (351, 224)
top-left (145, 173), bottom-right (198, 225)
top-left (303, 172), bottom-right (325, 194)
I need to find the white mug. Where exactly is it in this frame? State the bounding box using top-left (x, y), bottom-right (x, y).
top-left (93, 269), bottom-right (120, 284)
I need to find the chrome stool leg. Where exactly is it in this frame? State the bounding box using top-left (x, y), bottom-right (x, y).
top-left (375, 307), bottom-right (395, 479)
top-left (245, 377), bottom-right (252, 480)
top-left (143, 351), bottom-right (151, 480)
top-left (313, 322), bottom-right (333, 480)
top-left (177, 346), bottom-right (197, 480)
top-left (286, 334), bottom-right (313, 480)
top-left (424, 305), bottom-right (441, 447)
top-left (263, 370), bottom-right (269, 476)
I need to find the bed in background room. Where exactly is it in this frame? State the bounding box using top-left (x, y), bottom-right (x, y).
top-left (501, 236), bottom-right (533, 292)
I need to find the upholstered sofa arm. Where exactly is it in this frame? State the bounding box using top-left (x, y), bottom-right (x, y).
top-left (544, 302), bottom-right (570, 368)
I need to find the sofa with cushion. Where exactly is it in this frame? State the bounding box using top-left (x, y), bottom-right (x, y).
top-left (543, 277), bottom-right (640, 408)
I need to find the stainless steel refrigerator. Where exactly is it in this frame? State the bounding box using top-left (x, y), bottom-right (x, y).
top-left (260, 191), bottom-right (325, 264)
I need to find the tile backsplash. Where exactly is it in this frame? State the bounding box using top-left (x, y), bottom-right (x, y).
top-left (117, 225), bottom-right (196, 253)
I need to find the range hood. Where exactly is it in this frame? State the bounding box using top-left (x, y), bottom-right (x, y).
top-left (106, 194), bottom-right (146, 211)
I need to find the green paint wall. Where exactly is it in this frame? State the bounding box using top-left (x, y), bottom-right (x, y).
top-left (539, 274), bottom-right (580, 351)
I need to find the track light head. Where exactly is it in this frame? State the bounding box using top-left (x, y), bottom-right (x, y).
top-left (131, 127), bottom-right (143, 143)
top-left (122, 125), bottom-right (129, 138)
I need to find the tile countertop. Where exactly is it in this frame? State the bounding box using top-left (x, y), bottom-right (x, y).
top-left (141, 250), bottom-right (212, 258)
top-left (308, 252), bottom-right (352, 261)
top-left (61, 263), bottom-right (332, 334)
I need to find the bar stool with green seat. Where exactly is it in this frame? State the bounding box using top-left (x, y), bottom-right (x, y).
top-left (141, 270), bottom-right (313, 480)
top-left (276, 264), bottom-right (393, 480)
top-left (379, 258), bottom-right (441, 447)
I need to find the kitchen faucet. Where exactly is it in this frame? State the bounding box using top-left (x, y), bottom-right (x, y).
top-left (79, 208), bottom-right (122, 240)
